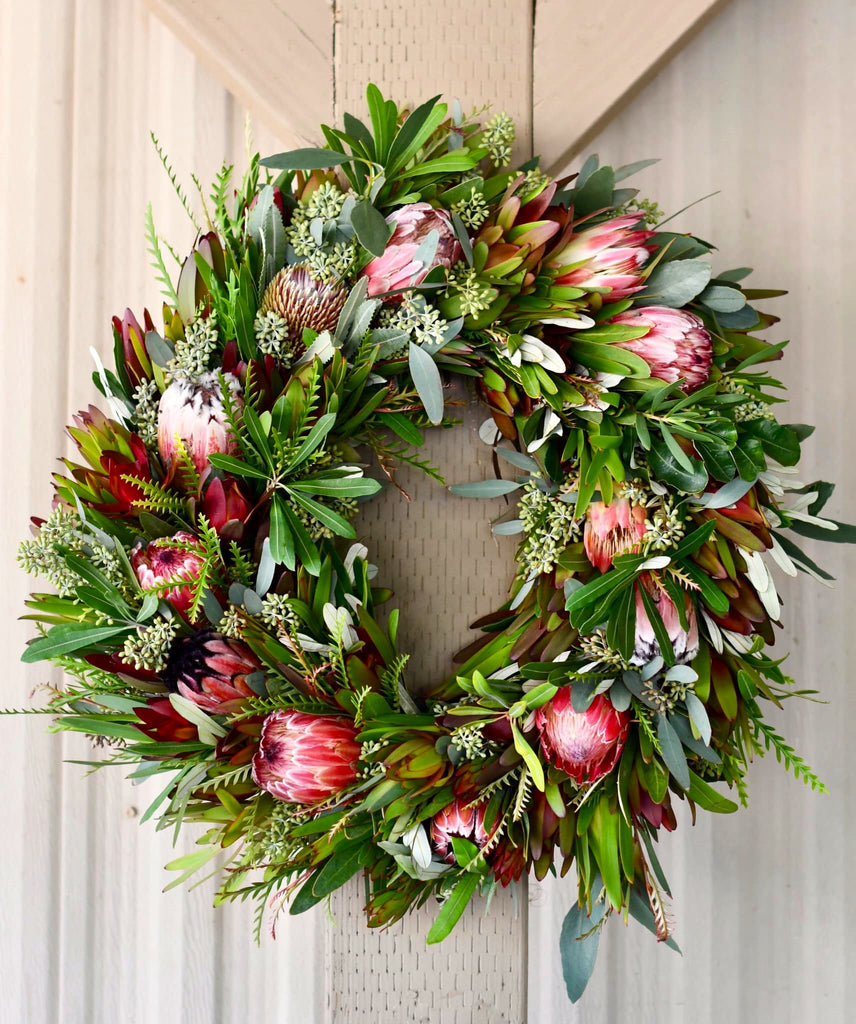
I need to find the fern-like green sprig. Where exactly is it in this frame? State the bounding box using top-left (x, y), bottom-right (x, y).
top-left (144, 203), bottom-right (179, 308)
top-left (750, 714), bottom-right (827, 792)
top-left (150, 131), bottom-right (200, 230)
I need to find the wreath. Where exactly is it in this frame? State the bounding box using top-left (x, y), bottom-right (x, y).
top-left (16, 86), bottom-right (852, 1003)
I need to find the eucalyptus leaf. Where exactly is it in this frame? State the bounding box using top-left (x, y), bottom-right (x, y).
top-left (560, 898), bottom-right (607, 1003)
top-left (637, 259), bottom-right (712, 308)
top-left (409, 341), bottom-right (445, 424)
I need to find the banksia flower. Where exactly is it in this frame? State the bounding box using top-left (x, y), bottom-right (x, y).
top-left (130, 532), bottom-right (205, 615)
top-left (162, 630), bottom-right (261, 712)
top-left (584, 496), bottom-right (648, 572)
top-left (431, 799), bottom-right (489, 863)
top-left (252, 710), bottom-right (361, 804)
top-left (157, 371), bottom-right (242, 476)
top-left (632, 575), bottom-right (699, 665)
top-left (610, 306), bottom-right (713, 393)
top-left (259, 265), bottom-right (348, 349)
top-left (535, 687), bottom-right (630, 784)
top-left (549, 214), bottom-right (654, 302)
top-left (361, 203), bottom-right (462, 297)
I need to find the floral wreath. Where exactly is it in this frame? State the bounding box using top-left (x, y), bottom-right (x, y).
top-left (16, 86), bottom-right (852, 1003)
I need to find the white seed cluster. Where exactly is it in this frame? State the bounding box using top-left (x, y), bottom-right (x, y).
top-left (483, 112), bottom-right (515, 167)
top-left (259, 593), bottom-right (298, 637)
top-left (171, 314), bottom-right (220, 377)
top-left (643, 497), bottom-right (688, 553)
top-left (254, 310), bottom-right (295, 361)
top-left (518, 479), bottom-right (582, 577)
top-left (286, 183), bottom-right (356, 281)
top-left (451, 185), bottom-right (489, 229)
top-left (641, 675), bottom-right (692, 714)
top-left (578, 629), bottom-right (625, 668)
top-left (450, 725), bottom-right (495, 761)
top-left (379, 295), bottom-right (448, 350)
top-left (723, 378), bottom-right (776, 422)
top-left (259, 802), bottom-right (306, 862)
top-left (218, 605), bottom-right (245, 640)
top-left (132, 377), bottom-right (160, 446)
top-left (18, 507), bottom-right (126, 598)
top-left (446, 264), bottom-right (494, 318)
top-left (121, 618), bottom-right (178, 673)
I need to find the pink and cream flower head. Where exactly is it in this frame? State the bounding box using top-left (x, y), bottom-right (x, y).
top-left (157, 370), bottom-right (243, 476)
top-left (536, 687), bottom-right (630, 785)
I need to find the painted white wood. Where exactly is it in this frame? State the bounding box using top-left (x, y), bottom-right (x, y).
top-left (533, 0), bottom-right (731, 172)
top-left (528, 1), bottom-right (856, 1020)
top-left (3, 0), bottom-right (855, 1021)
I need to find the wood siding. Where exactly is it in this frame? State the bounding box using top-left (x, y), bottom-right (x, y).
top-left (1, 0), bottom-right (853, 1021)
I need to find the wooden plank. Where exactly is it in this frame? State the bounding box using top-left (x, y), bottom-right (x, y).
top-left (533, 0), bottom-right (731, 172)
top-left (145, 0), bottom-right (333, 149)
top-left (528, 0), bottom-right (856, 1020)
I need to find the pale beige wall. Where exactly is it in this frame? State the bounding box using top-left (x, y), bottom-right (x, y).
top-left (1, 1), bottom-right (854, 1022)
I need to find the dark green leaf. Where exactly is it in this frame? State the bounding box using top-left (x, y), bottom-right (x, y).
top-left (426, 871), bottom-right (481, 944)
top-left (351, 199), bottom-right (393, 258)
top-left (637, 259), bottom-right (712, 308)
top-left (657, 714), bottom-right (690, 789)
top-left (559, 898), bottom-right (607, 1003)
top-left (260, 148), bottom-right (352, 171)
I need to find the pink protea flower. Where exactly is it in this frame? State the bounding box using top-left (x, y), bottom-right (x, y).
top-left (584, 496), bottom-right (648, 572)
top-left (549, 213), bottom-right (654, 301)
top-left (252, 710), bottom-right (361, 804)
top-left (632, 576), bottom-right (699, 665)
top-left (431, 799), bottom-right (489, 864)
top-left (162, 630), bottom-right (261, 712)
top-left (157, 370), bottom-right (242, 475)
top-left (131, 531), bottom-right (204, 614)
top-left (610, 306), bottom-right (713, 393)
top-left (201, 476), bottom-right (252, 536)
top-left (361, 202), bottom-right (462, 298)
top-left (535, 687), bottom-right (630, 785)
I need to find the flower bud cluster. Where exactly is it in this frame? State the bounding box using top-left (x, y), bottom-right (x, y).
top-left (643, 497), bottom-right (688, 553)
top-left (577, 629), bottom-right (626, 668)
top-left (171, 314), bottom-right (220, 378)
top-left (259, 593), bottom-right (299, 637)
top-left (286, 182), bottom-right (356, 281)
top-left (518, 479), bottom-right (582, 577)
top-left (254, 310), bottom-right (295, 362)
top-left (450, 184), bottom-right (489, 230)
top-left (445, 264), bottom-right (494, 317)
top-left (723, 378), bottom-right (776, 422)
top-left (482, 112), bottom-right (515, 167)
top-left (379, 294), bottom-right (448, 350)
top-left (132, 378), bottom-right (160, 446)
top-left (450, 724), bottom-right (495, 761)
top-left (259, 802), bottom-right (306, 862)
top-left (121, 618), bottom-right (179, 673)
top-left (18, 508), bottom-right (126, 598)
top-left (641, 675), bottom-right (693, 714)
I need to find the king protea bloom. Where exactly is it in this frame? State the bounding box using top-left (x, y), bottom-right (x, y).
top-left (157, 370), bottom-right (242, 475)
top-left (632, 576), bottom-right (700, 665)
top-left (252, 710), bottom-right (361, 804)
top-left (535, 687), bottom-right (630, 784)
top-left (259, 265), bottom-right (348, 343)
top-left (610, 306), bottom-right (713, 393)
top-left (431, 799), bottom-right (489, 864)
top-left (361, 202), bottom-right (462, 297)
top-left (162, 630), bottom-right (261, 712)
top-left (584, 496), bottom-right (648, 572)
top-left (549, 213), bottom-right (654, 301)
top-left (131, 531), bottom-right (204, 615)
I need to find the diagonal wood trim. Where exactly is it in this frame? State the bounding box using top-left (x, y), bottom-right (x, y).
top-left (145, 0), bottom-right (334, 146)
top-left (534, 0), bottom-right (732, 173)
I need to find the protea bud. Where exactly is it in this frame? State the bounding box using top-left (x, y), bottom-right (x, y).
top-left (361, 202), bottom-right (462, 298)
top-left (112, 308), bottom-right (155, 388)
top-left (610, 306), bottom-right (713, 393)
top-left (259, 265), bottom-right (348, 345)
top-left (549, 214), bottom-right (654, 301)
top-left (632, 576), bottom-right (699, 665)
top-left (584, 496), bottom-right (648, 572)
top-left (431, 799), bottom-right (489, 863)
top-left (201, 476), bottom-right (252, 536)
top-left (130, 531), bottom-right (205, 615)
top-left (162, 630), bottom-right (261, 712)
top-left (157, 371), bottom-right (242, 475)
top-left (252, 710), bottom-right (361, 804)
top-left (535, 687), bottom-right (630, 784)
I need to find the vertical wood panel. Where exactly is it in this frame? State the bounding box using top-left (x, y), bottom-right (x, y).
top-left (527, 2), bottom-right (856, 1021)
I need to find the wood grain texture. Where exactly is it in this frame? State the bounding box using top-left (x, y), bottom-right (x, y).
top-left (144, 0), bottom-right (333, 150)
top-left (533, 0), bottom-right (731, 172)
top-left (528, 1), bottom-right (856, 1020)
